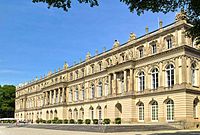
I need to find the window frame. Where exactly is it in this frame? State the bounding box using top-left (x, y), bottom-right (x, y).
top-left (166, 64), bottom-right (174, 87)
top-left (166, 100), bottom-right (174, 121)
top-left (152, 68), bottom-right (159, 89)
top-left (151, 101), bottom-right (158, 121)
top-left (138, 72), bottom-right (145, 92)
top-left (138, 103), bottom-right (144, 122)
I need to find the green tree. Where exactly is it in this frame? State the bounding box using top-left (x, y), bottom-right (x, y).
top-left (0, 85), bottom-right (16, 118)
top-left (32, 0), bottom-right (200, 44)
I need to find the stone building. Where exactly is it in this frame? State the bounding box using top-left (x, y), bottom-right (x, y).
top-left (15, 11), bottom-right (200, 127)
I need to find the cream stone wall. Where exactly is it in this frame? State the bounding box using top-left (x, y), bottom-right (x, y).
top-left (15, 12), bottom-right (200, 127)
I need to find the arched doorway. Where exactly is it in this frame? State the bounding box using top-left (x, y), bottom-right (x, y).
top-left (68, 109), bottom-right (72, 119)
top-left (50, 110), bottom-right (53, 120)
top-left (79, 108), bottom-right (84, 120)
top-left (115, 103), bottom-right (122, 118)
top-left (89, 106), bottom-right (94, 120)
top-left (74, 108), bottom-right (78, 121)
top-left (96, 106), bottom-right (102, 120)
top-left (54, 110), bottom-right (57, 118)
top-left (104, 105), bottom-right (107, 118)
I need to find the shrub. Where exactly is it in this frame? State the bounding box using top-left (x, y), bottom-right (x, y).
top-left (115, 117), bottom-right (121, 124)
top-left (8, 120), bottom-right (13, 123)
top-left (13, 120), bottom-right (17, 123)
top-left (57, 120), bottom-right (63, 124)
top-left (85, 119), bottom-right (91, 124)
top-left (47, 120), bottom-right (51, 124)
top-left (63, 119), bottom-right (68, 124)
top-left (69, 119), bottom-right (75, 124)
top-left (103, 119), bottom-right (111, 124)
top-left (77, 119), bottom-right (83, 124)
top-left (36, 119), bottom-right (40, 124)
top-left (42, 120), bottom-right (46, 123)
top-left (93, 119), bottom-right (98, 124)
top-left (39, 119), bottom-right (43, 123)
top-left (52, 120), bottom-right (57, 124)
top-left (3, 120), bottom-right (7, 123)
top-left (54, 117), bottom-right (59, 121)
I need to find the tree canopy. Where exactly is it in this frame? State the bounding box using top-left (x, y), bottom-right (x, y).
top-left (32, 0), bottom-right (200, 44)
top-left (0, 85), bottom-right (16, 118)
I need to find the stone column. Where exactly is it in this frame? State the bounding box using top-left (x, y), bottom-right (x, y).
top-left (108, 74), bottom-right (112, 95)
top-left (181, 56), bottom-right (187, 84)
top-left (159, 62), bottom-right (163, 87)
top-left (66, 87), bottom-right (69, 103)
top-left (187, 58), bottom-right (191, 84)
top-left (124, 70), bottom-right (127, 92)
top-left (58, 88), bottom-right (61, 103)
top-left (175, 29), bottom-right (178, 46)
top-left (113, 73), bottom-right (117, 94)
top-left (102, 78), bottom-right (105, 96)
top-left (46, 92), bottom-right (48, 105)
top-left (43, 92), bottom-right (45, 106)
top-left (175, 58), bottom-right (179, 85)
top-left (129, 68), bottom-right (133, 92)
top-left (54, 89), bottom-right (56, 104)
top-left (23, 99), bottom-right (26, 109)
top-left (49, 90), bottom-right (52, 104)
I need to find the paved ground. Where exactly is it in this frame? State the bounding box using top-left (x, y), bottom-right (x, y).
top-left (1, 126), bottom-right (200, 135)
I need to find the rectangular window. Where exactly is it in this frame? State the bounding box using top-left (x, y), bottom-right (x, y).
top-left (91, 65), bottom-right (94, 73)
top-left (105, 84), bottom-right (108, 96)
top-left (82, 89), bottom-right (85, 100)
top-left (70, 73), bottom-right (73, 81)
top-left (75, 90), bottom-right (78, 101)
top-left (152, 44), bottom-right (157, 54)
top-left (139, 106), bottom-right (144, 121)
top-left (76, 71), bottom-right (79, 79)
top-left (139, 49), bottom-right (144, 58)
top-left (167, 38), bottom-right (172, 49)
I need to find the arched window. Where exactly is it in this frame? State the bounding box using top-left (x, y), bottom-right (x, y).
top-left (166, 99), bottom-right (174, 121)
top-left (91, 84), bottom-right (95, 99)
top-left (166, 64), bottom-right (174, 87)
top-left (75, 88), bottom-right (79, 101)
top-left (138, 102), bottom-right (144, 121)
top-left (138, 72), bottom-right (145, 92)
top-left (193, 98), bottom-right (199, 118)
top-left (98, 82), bottom-right (103, 97)
top-left (151, 101), bottom-right (158, 121)
top-left (152, 68), bottom-right (159, 89)
top-left (191, 63), bottom-right (196, 86)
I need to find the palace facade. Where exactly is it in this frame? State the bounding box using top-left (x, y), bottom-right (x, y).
top-left (15, 11), bottom-right (200, 127)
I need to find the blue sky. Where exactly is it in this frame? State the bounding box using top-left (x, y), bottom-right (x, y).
top-left (0, 0), bottom-right (176, 85)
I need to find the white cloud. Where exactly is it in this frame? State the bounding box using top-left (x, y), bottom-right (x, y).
top-left (0, 69), bottom-right (22, 74)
